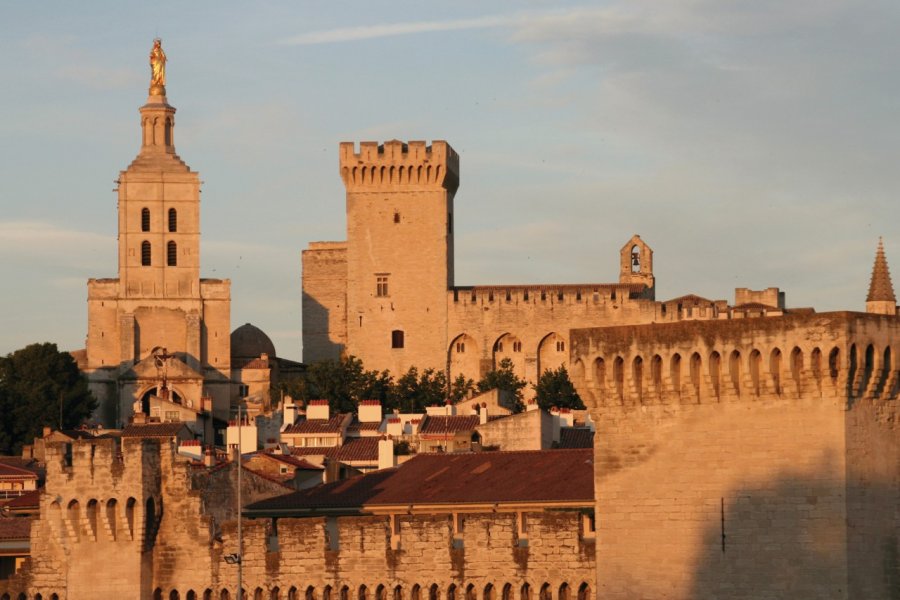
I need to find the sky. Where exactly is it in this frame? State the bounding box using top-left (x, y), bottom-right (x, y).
top-left (2, 1), bottom-right (900, 362)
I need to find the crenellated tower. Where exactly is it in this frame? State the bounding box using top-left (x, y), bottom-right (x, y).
top-left (341, 140), bottom-right (460, 375)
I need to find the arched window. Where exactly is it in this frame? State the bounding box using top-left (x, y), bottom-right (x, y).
top-left (539, 584), bottom-right (551, 600)
top-left (106, 498), bottom-right (118, 541)
top-left (690, 353), bottom-right (702, 395)
top-left (447, 585), bottom-right (456, 600)
top-left (220, 590), bottom-right (230, 600)
top-left (254, 589), bottom-right (264, 600)
top-left (288, 588), bottom-right (298, 600)
top-left (187, 592), bottom-right (197, 600)
top-left (593, 357), bottom-right (606, 393)
top-left (375, 586), bottom-right (384, 600)
top-left (429, 585), bottom-right (439, 600)
top-left (340, 587), bottom-right (349, 600)
top-left (557, 585), bottom-right (569, 600)
top-left (670, 354), bottom-right (682, 394)
top-left (520, 584), bottom-right (530, 600)
top-left (811, 348), bottom-right (823, 383)
top-left (67, 499), bottom-right (81, 541)
top-left (359, 585), bottom-right (368, 600)
top-left (167, 241), bottom-right (177, 266)
top-left (613, 357), bottom-right (624, 400)
top-left (323, 587), bottom-right (332, 600)
top-left (142, 241), bottom-right (152, 266)
top-left (86, 498), bottom-right (99, 540)
top-left (770, 348), bottom-right (782, 394)
top-left (483, 585), bottom-right (495, 600)
top-left (750, 350), bottom-right (762, 395)
top-left (142, 207), bottom-right (150, 232)
top-left (168, 208), bottom-right (177, 232)
top-left (153, 589), bottom-right (163, 600)
top-left (632, 356), bottom-right (643, 401)
top-left (651, 355), bottom-right (662, 391)
top-left (729, 351), bottom-right (741, 394)
top-left (393, 586), bottom-right (402, 600)
top-left (410, 586), bottom-right (420, 600)
top-left (465, 585), bottom-right (476, 600)
top-left (709, 351), bottom-right (721, 397)
top-left (501, 585), bottom-right (512, 600)
top-left (307, 587), bottom-right (317, 600)
top-left (790, 347), bottom-right (803, 386)
top-left (271, 588), bottom-right (280, 600)
top-left (126, 497), bottom-right (137, 539)
top-left (171, 591), bottom-right (181, 600)
top-left (576, 584), bottom-right (590, 600)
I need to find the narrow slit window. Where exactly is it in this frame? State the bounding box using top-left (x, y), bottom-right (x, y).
top-left (141, 208), bottom-right (150, 232)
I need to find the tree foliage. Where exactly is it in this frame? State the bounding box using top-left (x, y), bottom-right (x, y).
top-left (477, 358), bottom-right (527, 412)
top-left (533, 365), bottom-right (585, 411)
top-left (0, 342), bottom-right (98, 455)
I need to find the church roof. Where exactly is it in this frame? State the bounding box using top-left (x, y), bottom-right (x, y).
top-left (231, 323), bottom-right (277, 360)
top-left (867, 238), bottom-right (896, 302)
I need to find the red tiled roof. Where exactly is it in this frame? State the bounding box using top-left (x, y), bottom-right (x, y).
top-left (258, 453), bottom-right (324, 471)
top-left (288, 438), bottom-right (380, 463)
top-left (308, 400), bottom-right (329, 406)
top-left (120, 423), bottom-right (189, 438)
top-left (0, 463), bottom-right (38, 480)
top-left (349, 421), bottom-right (382, 432)
top-left (419, 415), bottom-right (480, 437)
top-left (246, 448), bottom-right (593, 514)
top-left (0, 517), bottom-right (31, 540)
top-left (3, 489), bottom-right (40, 509)
top-left (558, 428), bottom-right (594, 449)
top-left (283, 414), bottom-right (349, 435)
top-left (359, 400), bottom-right (381, 406)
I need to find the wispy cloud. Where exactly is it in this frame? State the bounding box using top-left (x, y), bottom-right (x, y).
top-left (279, 11), bottom-right (563, 45)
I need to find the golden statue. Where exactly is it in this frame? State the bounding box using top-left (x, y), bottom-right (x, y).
top-left (149, 38), bottom-right (167, 95)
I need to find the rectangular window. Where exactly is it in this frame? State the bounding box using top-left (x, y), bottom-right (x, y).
top-left (392, 330), bottom-right (404, 349)
top-left (238, 384), bottom-right (249, 397)
top-left (164, 411), bottom-right (179, 422)
top-left (376, 275), bottom-right (389, 297)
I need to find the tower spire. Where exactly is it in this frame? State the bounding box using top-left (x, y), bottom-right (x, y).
top-left (866, 237), bottom-right (896, 315)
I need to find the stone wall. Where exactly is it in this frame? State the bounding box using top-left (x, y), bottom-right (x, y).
top-left (572, 312), bottom-right (900, 600)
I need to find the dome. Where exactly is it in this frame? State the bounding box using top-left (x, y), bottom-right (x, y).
top-left (231, 323), bottom-right (277, 360)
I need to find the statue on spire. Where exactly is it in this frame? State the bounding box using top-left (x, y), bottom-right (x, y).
top-left (149, 38), bottom-right (167, 95)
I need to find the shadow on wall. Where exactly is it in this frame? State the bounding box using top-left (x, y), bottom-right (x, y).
top-left (688, 469), bottom-right (899, 599)
top-left (302, 294), bottom-right (344, 362)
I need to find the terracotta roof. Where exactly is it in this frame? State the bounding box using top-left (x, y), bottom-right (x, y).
top-left (348, 421), bottom-right (382, 432)
top-left (120, 422), bottom-right (189, 438)
top-left (246, 448), bottom-right (593, 514)
top-left (419, 415), bottom-right (480, 437)
top-left (283, 414), bottom-right (349, 435)
top-left (289, 438), bottom-right (380, 463)
top-left (664, 294), bottom-right (715, 305)
top-left (0, 463), bottom-right (38, 480)
top-left (0, 517), bottom-right (31, 540)
top-left (257, 453), bottom-right (324, 471)
top-left (558, 428), bottom-right (594, 449)
top-left (2, 490), bottom-right (40, 510)
top-left (868, 238), bottom-right (896, 302)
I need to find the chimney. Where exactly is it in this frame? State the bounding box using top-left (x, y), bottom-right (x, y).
top-left (283, 401), bottom-right (298, 426)
top-left (359, 400), bottom-right (383, 424)
top-left (307, 400), bottom-right (330, 421)
top-left (203, 446), bottom-right (216, 467)
top-left (526, 399), bottom-right (538, 412)
top-left (378, 436), bottom-right (396, 470)
top-left (42, 427), bottom-right (52, 438)
top-left (479, 402), bottom-right (489, 425)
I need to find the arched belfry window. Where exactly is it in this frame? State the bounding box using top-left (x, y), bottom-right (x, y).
top-left (141, 241), bottom-right (152, 266)
top-left (141, 208), bottom-right (150, 232)
top-left (167, 241), bottom-right (177, 266)
top-left (168, 208), bottom-right (177, 232)
top-left (631, 245), bottom-right (640, 272)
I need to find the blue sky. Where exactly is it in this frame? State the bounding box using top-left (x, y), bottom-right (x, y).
top-left (2, 1), bottom-right (899, 361)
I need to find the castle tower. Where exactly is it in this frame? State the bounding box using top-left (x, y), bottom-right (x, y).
top-left (340, 140), bottom-right (460, 374)
top-left (618, 234), bottom-right (655, 295)
top-left (85, 40), bottom-right (232, 427)
top-left (866, 237), bottom-right (896, 315)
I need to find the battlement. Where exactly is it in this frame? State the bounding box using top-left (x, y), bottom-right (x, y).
top-left (339, 140), bottom-right (459, 192)
top-left (571, 311), bottom-right (900, 409)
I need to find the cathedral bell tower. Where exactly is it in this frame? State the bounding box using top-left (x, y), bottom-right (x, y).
top-left (85, 40), bottom-right (232, 428)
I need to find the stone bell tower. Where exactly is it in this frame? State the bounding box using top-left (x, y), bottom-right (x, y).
top-left (84, 40), bottom-right (232, 428)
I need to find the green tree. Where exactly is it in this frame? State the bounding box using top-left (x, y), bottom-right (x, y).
top-left (277, 356), bottom-right (393, 415)
top-left (533, 365), bottom-right (585, 411)
top-left (390, 367), bottom-right (448, 413)
top-left (448, 374), bottom-right (476, 404)
top-left (477, 358), bottom-right (527, 412)
top-left (0, 343), bottom-right (97, 455)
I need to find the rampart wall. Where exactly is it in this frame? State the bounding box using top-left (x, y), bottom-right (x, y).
top-left (572, 312), bottom-right (900, 600)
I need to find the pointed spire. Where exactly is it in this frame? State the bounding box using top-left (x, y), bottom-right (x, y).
top-left (867, 237), bottom-right (896, 303)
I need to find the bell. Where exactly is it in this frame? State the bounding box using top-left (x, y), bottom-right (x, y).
top-left (632, 254), bottom-right (640, 267)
